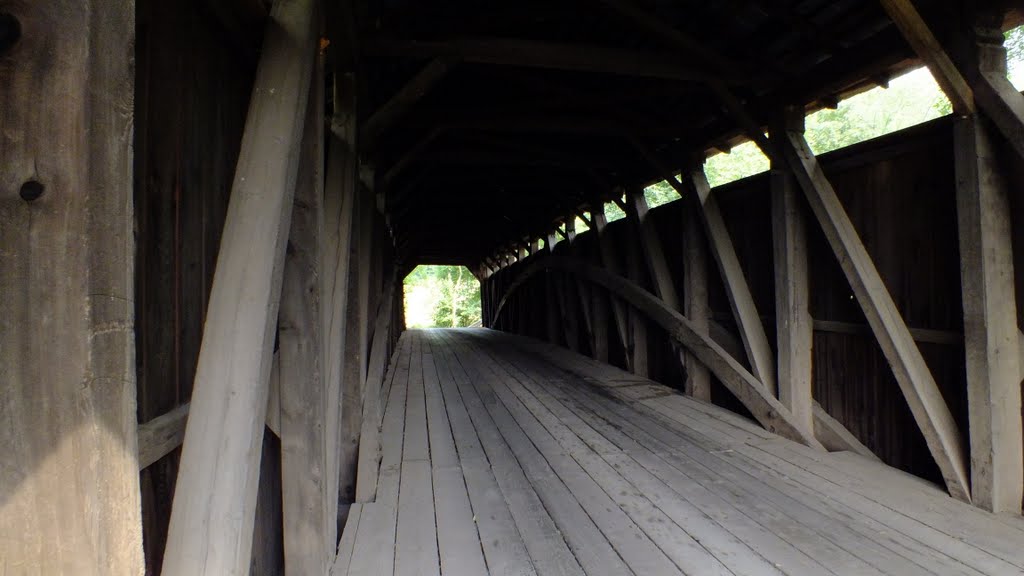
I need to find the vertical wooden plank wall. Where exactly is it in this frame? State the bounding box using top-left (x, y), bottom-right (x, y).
top-left (133, 1), bottom-right (262, 570)
top-left (0, 1), bottom-right (144, 573)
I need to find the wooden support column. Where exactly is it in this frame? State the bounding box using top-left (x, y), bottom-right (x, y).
top-left (0, 3), bottom-right (143, 571)
top-left (322, 133), bottom-right (358, 555)
top-left (955, 114), bottom-right (1023, 514)
top-left (779, 125), bottom-right (971, 502)
top-left (625, 189), bottom-right (692, 388)
top-left (593, 206), bottom-right (633, 370)
top-left (565, 218), bottom-right (596, 351)
top-left (682, 203), bottom-right (712, 401)
top-left (625, 223), bottom-right (649, 377)
top-left (683, 167), bottom-right (777, 394)
top-left (625, 190), bottom-right (680, 309)
top-left (355, 276), bottom-right (397, 502)
top-left (770, 112), bottom-right (814, 433)
top-left (877, 0), bottom-right (974, 115)
top-left (278, 47), bottom-right (328, 575)
top-left (339, 185), bottom-right (374, 514)
top-left (162, 0), bottom-right (318, 572)
top-left (545, 232), bottom-right (562, 344)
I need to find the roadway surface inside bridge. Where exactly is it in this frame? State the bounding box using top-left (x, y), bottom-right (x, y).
top-left (332, 329), bottom-right (1024, 576)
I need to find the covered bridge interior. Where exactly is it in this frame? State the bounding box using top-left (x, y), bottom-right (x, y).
top-left (3, 0), bottom-right (1024, 574)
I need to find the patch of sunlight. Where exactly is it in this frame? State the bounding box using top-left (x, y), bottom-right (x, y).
top-left (644, 180), bottom-right (678, 208)
top-left (605, 197), bottom-right (627, 222)
top-left (805, 67), bottom-right (951, 155)
top-left (403, 265), bottom-right (481, 328)
top-left (704, 140), bottom-right (770, 187)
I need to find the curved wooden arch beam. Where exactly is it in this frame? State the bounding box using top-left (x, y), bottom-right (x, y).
top-left (490, 257), bottom-right (822, 448)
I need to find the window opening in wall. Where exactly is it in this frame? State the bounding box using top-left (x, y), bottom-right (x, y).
top-left (404, 265), bottom-right (482, 328)
top-left (605, 196), bottom-right (627, 222)
top-left (644, 181), bottom-right (678, 208)
top-left (574, 214), bottom-right (590, 233)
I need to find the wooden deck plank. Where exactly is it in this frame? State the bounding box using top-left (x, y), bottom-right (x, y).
top-left (450, 339), bottom-right (685, 576)
top-left (475, 341), bottom-right (788, 576)
top-left (347, 335), bottom-right (411, 576)
top-left (330, 503), bottom-right (363, 576)
top-left (469, 336), bottom-right (891, 576)
top-left (472, 348), bottom-right (730, 576)
top-left (438, 333), bottom-right (631, 576)
top-left (343, 330), bottom-right (1024, 576)
top-left (486, 330), bottom-right (1020, 575)
top-left (395, 333), bottom-right (441, 576)
top-left (431, 334), bottom-right (553, 576)
top-left (421, 335), bottom-right (490, 576)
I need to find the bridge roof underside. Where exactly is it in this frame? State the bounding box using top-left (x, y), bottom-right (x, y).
top-left (350, 0), bottom-right (1012, 267)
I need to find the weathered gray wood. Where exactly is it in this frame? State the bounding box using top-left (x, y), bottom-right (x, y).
top-left (592, 207), bottom-right (633, 370)
top-left (686, 168), bottom-right (777, 395)
top-left (811, 403), bottom-right (879, 461)
top-left (626, 189), bottom-right (694, 391)
top-left (355, 276), bottom-right (397, 502)
top-left (339, 186), bottom-right (374, 511)
top-left (770, 152), bottom-right (814, 433)
top-left (323, 131), bottom-right (358, 547)
top-left (329, 503), bottom-right (362, 576)
top-left (138, 404), bottom-right (191, 470)
top-left (877, 0), bottom-right (974, 115)
top-left (626, 191), bottom-right (680, 310)
top-left (347, 336), bottom-right (410, 576)
top-left (278, 46), bottom-right (328, 575)
top-left (394, 335), bottom-right (441, 576)
top-left (0, 1), bottom-right (143, 572)
top-left (449, 337), bottom-right (645, 576)
top-left (682, 204), bottom-right (712, 401)
top-left (491, 258), bottom-right (822, 447)
top-left (780, 127), bottom-right (971, 501)
top-left (421, 338), bottom-right (489, 575)
top-left (624, 227), bottom-right (650, 377)
top-left (140, 360), bottom-right (284, 472)
top-left (954, 115), bottom-right (1023, 514)
top-left (162, 0), bottom-right (317, 572)
top-left (433, 342), bottom-right (551, 575)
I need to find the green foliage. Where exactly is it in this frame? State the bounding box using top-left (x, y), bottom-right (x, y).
top-left (643, 181), bottom-right (678, 208)
top-left (704, 141), bottom-right (770, 187)
top-left (604, 197), bottom-right (627, 222)
top-left (404, 265), bottom-right (481, 328)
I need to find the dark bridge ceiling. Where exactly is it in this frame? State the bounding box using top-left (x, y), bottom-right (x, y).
top-left (350, 0), bottom-right (1006, 269)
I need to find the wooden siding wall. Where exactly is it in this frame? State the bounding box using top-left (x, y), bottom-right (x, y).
top-left (133, 2), bottom-right (265, 573)
top-left (485, 116), bottom-right (1024, 488)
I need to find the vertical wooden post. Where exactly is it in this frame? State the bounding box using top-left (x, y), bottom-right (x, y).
top-left (279, 45), bottom-right (328, 574)
top-left (625, 226), bottom-right (649, 377)
top-left (322, 131), bottom-right (358, 555)
top-left (339, 185), bottom-right (374, 514)
top-left (780, 124), bottom-right (971, 502)
top-left (0, 1), bottom-right (143, 572)
top-left (593, 206), bottom-right (633, 370)
top-left (625, 188), bottom-right (693, 387)
top-left (356, 276), bottom-right (397, 502)
top-left (955, 114), bottom-right (1023, 514)
top-left (545, 232), bottom-right (562, 344)
top-left (682, 203), bottom-right (712, 401)
top-left (163, 0), bottom-right (318, 573)
top-left (771, 111), bottom-right (814, 432)
top-left (687, 168), bottom-right (777, 395)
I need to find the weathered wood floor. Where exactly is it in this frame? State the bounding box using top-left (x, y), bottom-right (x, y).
top-left (332, 329), bottom-right (1024, 576)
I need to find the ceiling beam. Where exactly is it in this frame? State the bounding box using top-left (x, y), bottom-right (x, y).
top-left (369, 36), bottom-right (744, 84)
top-left (362, 58), bottom-right (455, 151)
